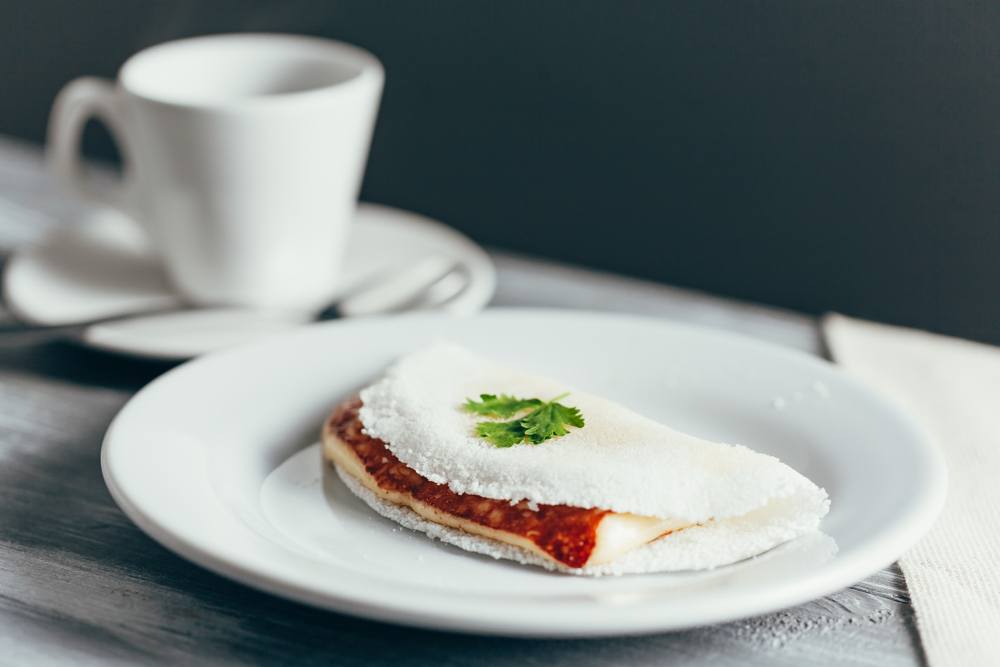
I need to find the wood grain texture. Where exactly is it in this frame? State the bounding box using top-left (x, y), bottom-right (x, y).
top-left (0, 138), bottom-right (924, 666)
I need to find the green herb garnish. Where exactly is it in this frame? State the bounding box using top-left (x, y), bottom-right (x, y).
top-left (463, 392), bottom-right (585, 447)
top-left (463, 394), bottom-right (543, 418)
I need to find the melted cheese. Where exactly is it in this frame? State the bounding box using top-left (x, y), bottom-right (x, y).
top-left (591, 514), bottom-right (691, 565)
top-left (323, 427), bottom-right (694, 568)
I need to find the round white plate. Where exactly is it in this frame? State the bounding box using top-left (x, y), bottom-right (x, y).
top-left (101, 310), bottom-right (945, 637)
top-left (3, 202), bottom-right (495, 360)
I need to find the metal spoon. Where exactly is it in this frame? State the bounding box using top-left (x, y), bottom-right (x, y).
top-left (0, 256), bottom-right (469, 341)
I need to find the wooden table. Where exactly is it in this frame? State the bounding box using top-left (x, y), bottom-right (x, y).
top-left (0, 137), bottom-right (923, 666)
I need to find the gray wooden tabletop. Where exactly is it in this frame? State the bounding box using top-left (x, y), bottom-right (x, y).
top-left (0, 137), bottom-right (924, 666)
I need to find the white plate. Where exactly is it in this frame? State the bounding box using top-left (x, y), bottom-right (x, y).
top-left (101, 310), bottom-right (945, 637)
top-left (3, 202), bottom-right (495, 360)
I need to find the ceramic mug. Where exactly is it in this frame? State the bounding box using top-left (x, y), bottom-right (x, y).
top-left (47, 34), bottom-right (383, 308)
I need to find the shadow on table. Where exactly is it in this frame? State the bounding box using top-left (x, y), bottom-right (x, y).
top-left (0, 338), bottom-right (176, 391)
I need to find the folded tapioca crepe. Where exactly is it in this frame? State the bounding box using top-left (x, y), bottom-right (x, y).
top-left (322, 343), bottom-right (830, 575)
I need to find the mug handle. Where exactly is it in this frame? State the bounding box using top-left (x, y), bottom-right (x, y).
top-left (46, 77), bottom-right (136, 216)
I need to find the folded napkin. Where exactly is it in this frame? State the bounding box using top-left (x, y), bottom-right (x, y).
top-left (824, 314), bottom-right (1000, 667)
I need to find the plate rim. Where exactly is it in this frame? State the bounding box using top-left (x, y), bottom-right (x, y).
top-left (101, 308), bottom-right (947, 636)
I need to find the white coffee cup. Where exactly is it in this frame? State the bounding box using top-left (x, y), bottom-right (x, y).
top-left (47, 34), bottom-right (383, 308)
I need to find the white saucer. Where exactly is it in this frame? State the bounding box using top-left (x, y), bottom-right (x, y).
top-left (102, 310), bottom-right (945, 636)
top-left (3, 203), bottom-right (495, 360)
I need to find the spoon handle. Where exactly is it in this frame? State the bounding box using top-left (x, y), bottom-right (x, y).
top-left (0, 256), bottom-right (468, 336)
top-left (0, 304), bottom-right (201, 346)
top-left (320, 257), bottom-right (462, 320)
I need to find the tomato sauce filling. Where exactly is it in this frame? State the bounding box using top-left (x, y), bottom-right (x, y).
top-left (329, 399), bottom-right (609, 568)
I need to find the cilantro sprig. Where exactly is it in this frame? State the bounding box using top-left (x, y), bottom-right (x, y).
top-left (463, 392), bottom-right (585, 447)
top-left (463, 394), bottom-right (542, 418)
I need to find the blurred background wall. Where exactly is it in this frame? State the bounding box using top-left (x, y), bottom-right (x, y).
top-left (3, 1), bottom-right (999, 343)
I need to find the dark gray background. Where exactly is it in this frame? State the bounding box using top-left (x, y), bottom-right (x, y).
top-left (4, 1), bottom-right (999, 343)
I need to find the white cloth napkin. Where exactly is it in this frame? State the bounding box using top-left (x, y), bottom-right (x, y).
top-left (823, 314), bottom-right (1000, 667)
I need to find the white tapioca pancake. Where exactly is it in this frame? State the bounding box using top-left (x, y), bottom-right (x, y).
top-left (358, 344), bottom-right (829, 522)
top-left (324, 343), bottom-right (829, 574)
